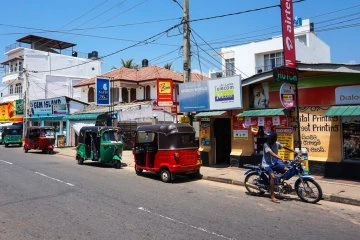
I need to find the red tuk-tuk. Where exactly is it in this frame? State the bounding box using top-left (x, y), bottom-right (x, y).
top-left (133, 123), bottom-right (201, 183)
top-left (23, 126), bottom-right (56, 154)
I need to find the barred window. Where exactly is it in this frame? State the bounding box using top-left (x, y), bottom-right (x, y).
top-left (225, 58), bottom-right (235, 76)
top-left (15, 83), bottom-right (22, 94)
top-left (264, 52), bottom-right (284, 71)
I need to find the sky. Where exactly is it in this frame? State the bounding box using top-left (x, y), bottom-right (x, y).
top-left (1, 0), bottom-right (360, 78)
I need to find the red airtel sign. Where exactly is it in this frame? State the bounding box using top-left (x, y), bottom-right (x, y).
top-left (281, 0), bottom-right (296, 69)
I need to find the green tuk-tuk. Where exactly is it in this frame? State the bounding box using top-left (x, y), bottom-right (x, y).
top-left (1, 125), bottom-right (23, 147)
top-left (76, 126), bottom-right (123, 169)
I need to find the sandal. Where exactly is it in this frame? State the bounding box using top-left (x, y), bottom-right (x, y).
top-left (270, 198), bottom-right (280, 203)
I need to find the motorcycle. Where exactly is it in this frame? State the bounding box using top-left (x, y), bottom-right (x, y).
top-left (244, 156), bottom-right (322, 204)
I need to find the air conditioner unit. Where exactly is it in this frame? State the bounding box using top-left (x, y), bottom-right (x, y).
top-left (210, 71), bottom-right (223, 79)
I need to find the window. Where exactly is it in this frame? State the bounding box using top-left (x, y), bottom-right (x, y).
top-left (19, 61), bottom-right (23, 72)
top-left (88, 87), bottom-right (94, 102)
top-left (9, 85), bottom-right (13, 94)
top-left (122, 88), bottom-right (129, 102)
top-left (225, 58), bottom-right (235, 76)
top-left (145, 86), bottom-right (151, 100)
top-left (15, 83), bottom-right (22, 94)
top-left (264, 52), bottom-right (284, 71)
top-left (130, 88), bottom-right (136, 102)
top-left (111, 87), bottom-right (119, 103)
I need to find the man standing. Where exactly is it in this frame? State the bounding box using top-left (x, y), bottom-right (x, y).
top-left (262, 132), bottom-right (299, 203)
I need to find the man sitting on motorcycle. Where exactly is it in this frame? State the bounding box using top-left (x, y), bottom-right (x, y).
top-left (262, 132), bottom-right (299, 203)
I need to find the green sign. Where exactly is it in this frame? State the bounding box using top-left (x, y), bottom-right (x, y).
top-left (273, 67), bottom-right (298, 83)
top-left (15, 99), bottom-right (24, 115)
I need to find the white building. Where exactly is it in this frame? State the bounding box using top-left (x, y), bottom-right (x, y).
top-left (1, 35), bottom-right (102, 103)
top-left (211, 19), bottom-right (330, 78)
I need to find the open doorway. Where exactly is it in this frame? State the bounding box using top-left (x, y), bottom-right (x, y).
top-left (214, 118), bottom-right (231, 165)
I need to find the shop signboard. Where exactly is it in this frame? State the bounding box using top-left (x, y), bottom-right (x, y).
top-left (157, 79), bottom-right (173, 107)
top-left (273, 67), bottom-right (298, 83)
top-left (279, 83), bottom-right (295, 109)
top-left (96, 77), bottom-right (110, 105)
top-left (335, 85), bottom-right (360, 105)
top-left (179, 76), bottom-right (242, 112)
top-left (30, 97), bottom-right (67, 116)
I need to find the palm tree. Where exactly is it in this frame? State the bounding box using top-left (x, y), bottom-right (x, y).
top-left (164, 63), bottom-right (173, 70)
top-left (121, 59), bottom-right (138, 69)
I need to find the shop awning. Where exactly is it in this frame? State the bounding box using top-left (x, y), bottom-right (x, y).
top-left (194, 111), bottom-right (227, 117)
top-left (27, 116), bottom-right (65, 121)
top-left (237, 108), bottom-right (287, 117)
top-left (64, 112), bottom-right (106, 120)
top-left (324, 105), bottom-right (360, 116)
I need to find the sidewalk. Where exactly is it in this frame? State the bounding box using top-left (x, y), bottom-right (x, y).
top-left (55, 147), bottom-right (360, 206)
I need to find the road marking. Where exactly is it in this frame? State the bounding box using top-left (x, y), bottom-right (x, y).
top-left (34, 172), bottom-right (74, 187)
top-left (0, 160), bottom-right (13, 165)
top-left (138, 207), bottom-right (236, 240)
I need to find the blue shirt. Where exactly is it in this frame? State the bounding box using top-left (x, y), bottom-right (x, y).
top-left (262, 141), bottom-right (283, 168)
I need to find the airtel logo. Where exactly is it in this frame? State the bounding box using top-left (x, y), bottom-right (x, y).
top-left (284, 0), bottom-right (294, 51)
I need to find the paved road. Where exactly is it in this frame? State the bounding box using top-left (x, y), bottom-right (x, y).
top-left (1, 146), bottom-right (359, 240)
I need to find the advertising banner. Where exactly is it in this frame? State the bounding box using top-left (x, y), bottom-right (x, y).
top-left (281, 0), bottom-right (296, 69)
top-left (15, 99), bottom-right (24, 115)
top-left (179, 80), bottom-right (209, 112)
top-left (200, 120), bottom-right (210, 146)
top-left (335, 85), bottom-right (360, 105)
top-left (275, 127), bottom-right (294, 160)
top-left (96, 77), bottom-right (110, 105)
top-left (179, 76), bottom-right (242, 112)
top-left (30, 97), bottom-right (67, 116)
top-left (157, 79), bottom-right (173, 107)
top-left (208, 76), bottom-right (242, 110)
top-left (0, 101), bottom-right (23, 122)
top-left (279, 83), bottom-right (295, 109)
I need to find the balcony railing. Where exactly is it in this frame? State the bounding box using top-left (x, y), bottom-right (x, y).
top-left (255, 63), bottom-right (283, 74)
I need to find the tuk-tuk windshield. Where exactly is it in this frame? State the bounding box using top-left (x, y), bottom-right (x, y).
top-left (41, 129), bottom-right (55, 137)
top-left (159, 133), bottom-right (197, 149)
top-left (136, 132), bottom-right (156, 143)
top-left (8, 129), bottom-right (22, 135)
top-left (102, 130), bottom-right (122, 142)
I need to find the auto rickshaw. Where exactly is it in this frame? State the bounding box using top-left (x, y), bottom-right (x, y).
top-left (23, 126), bottom-right (56, 154)
top-left (76, 126), bottom-right (123, 169)
top-left (1, 125), bottom-right (23, 147)
top-left (133, 123), bottom-right (202, 183)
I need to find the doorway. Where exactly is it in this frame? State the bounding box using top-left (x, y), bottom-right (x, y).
top-left (214, 118), bottom-right (231, 165)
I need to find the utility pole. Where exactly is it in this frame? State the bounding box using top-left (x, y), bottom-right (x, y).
top-left (183, 0), bottom-right (191, 83)
top-left (22, 65), bottom-right (29, 139)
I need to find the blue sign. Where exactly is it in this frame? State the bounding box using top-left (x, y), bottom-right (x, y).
top-left (96, 78), bottom-right (110, 105)
top-left (294, 17), bottom-right (302, 27)
top-left (179, 81), bottom-right (209, 112)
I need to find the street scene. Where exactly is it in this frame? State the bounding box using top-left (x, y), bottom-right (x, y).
top-left (1, 0), bottom-right (360, 239)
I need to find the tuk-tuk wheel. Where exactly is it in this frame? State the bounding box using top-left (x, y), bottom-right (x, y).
top-left (115, 161), bottom-right (121, 169)
top-left (77, 156), bottom-right (84, 165)
top-left (160, 169), bottom-right (171, 183)
top-left (24, 148), bottom-right (28, 153)
top-left (135, 165), bottom-right (143, 175)
top-left (5, 143), bottom-right (8, 147)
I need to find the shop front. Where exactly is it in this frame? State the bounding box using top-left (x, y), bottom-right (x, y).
top-left (179, 76), bottom-right (242, 166)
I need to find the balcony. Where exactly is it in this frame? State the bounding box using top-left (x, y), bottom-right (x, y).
top-left (2, 71), bottom-right (23, 85)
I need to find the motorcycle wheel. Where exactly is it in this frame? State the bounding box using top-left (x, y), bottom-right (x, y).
top-left (295, 179), bottom-right (322, 204)
top-left (244, 172), bottom-right (265, 195)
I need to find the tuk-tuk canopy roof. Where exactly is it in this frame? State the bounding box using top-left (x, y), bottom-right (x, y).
top-left (3, 125), bottom-right (22, 130)
top-left (79, 126), bottom-right (121, 134)
top-left (136, 123), bottom-right (194, 135)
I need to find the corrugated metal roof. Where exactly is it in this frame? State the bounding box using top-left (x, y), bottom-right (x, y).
top-left (194, 111), bottom-right (227, 117)
top-left (237, 108), bottom-right (286, 117)
top-left (324, 105), bottom-right (360, 116)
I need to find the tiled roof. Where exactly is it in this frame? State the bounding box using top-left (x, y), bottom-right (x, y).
top-left (74, 66), bottom-right (209, 87)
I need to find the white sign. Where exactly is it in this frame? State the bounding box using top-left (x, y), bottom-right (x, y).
top-left (208, 76), bottom-right (242, 110)
top-left (30, 97), bottom-right (67, 116)
top-left (335, 85), bottom-right (360, 105)
top-left (279, 83), bottom-right (295, 109)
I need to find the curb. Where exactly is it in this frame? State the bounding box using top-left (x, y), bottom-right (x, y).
top-left (201, 175), bottom-right (360, 207)
top-left (55, 152), bottom-right (360, 207)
